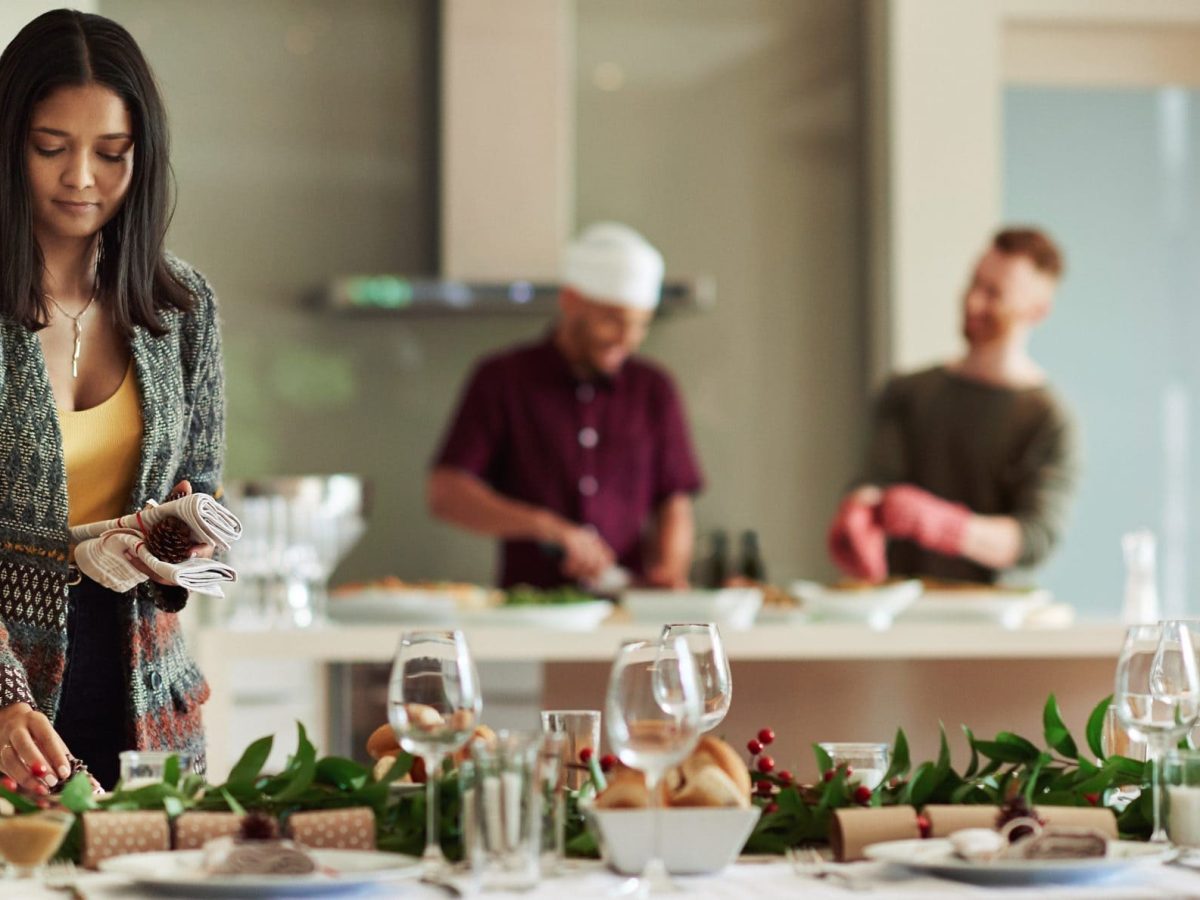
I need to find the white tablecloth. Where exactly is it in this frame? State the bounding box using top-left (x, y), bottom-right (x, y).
top-left (8, 858), bottom-right (1200, 899)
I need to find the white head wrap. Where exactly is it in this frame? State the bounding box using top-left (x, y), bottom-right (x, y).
top-left (562, 222), bottom-right (664, 311)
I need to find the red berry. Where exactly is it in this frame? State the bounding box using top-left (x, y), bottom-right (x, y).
top-left (1084, 792), bottom-right (1100, 807)
top-left (599, 754), bottom-right (617, 773)
top-left (756, 755), bottom-right (775, 774)
top-left (777, 770), bottom-right (794, 785)
top-left (822, 769), bottom-right (835, 782)
top-left (747, 739), bottom-right (763, 756)
top-left (842, 764), bottom-right (854, 778)
top-left (29, 761), bottom-right (48, 779)
top-left (757, 728), bottom-right (775, 745)
top-left (579, 747), bottom-right (594, 765)
top-left (917, 814), bottom-right (931, 838)
top-left (756, 779), bottom-right (774, 797)
top-left (0, 775), bottom-right (16, 792)
top-left (853, 785), bottom-right (872, 804)
top-left (764, 802), bottom-right (779, 814)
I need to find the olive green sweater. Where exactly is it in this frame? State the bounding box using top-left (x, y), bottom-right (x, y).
top-left (859, 366), bottom-right (1079, 585)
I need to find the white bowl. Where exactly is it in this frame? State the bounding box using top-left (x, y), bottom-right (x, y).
top-left (621, 588), bottom-right (763, 630)
top-left (790, 579), bottom-right (923, 630)
top-left (587, 807), bottom-right (761, 875)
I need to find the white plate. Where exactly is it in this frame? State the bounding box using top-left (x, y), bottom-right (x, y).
top-left (328, 589), bottom-right (464, 625)
top-left (790, 580), bottom-right (922, 630)
top-left (100, 849), bottom-right (421, 896)
top-left (864, 838), bottom-right (1173, 886)
top-left (898, 588), bottom-right (1052, 629)
top-left (622, 588), bottom-right (763, 630)
top-left (460, 599), bottom-right (614, 630)
top-left (756, 606), bottom-right (810, 625)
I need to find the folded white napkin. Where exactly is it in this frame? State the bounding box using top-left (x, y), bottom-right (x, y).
top-left (74, 528), bottom-right (238, 596)
top-left (69, 493), bottom-right (242, 551)
top-left (70, 493), bottom-right (243, 597)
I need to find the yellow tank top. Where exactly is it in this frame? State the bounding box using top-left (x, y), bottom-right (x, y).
top-left (58, 360), bottom-right (144, 527)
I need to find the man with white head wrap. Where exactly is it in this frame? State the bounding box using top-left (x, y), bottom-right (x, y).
top-left (429, 223), bottom-right (704, 589)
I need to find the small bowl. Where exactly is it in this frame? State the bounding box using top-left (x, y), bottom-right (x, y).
top-left (587, 807), bottom-right (761, 875)
top-left (621, 588), bottom-right (763, 630)
top-left (790, 579), bottom-right (923, 630)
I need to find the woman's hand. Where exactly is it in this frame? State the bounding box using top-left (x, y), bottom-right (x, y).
top-left (124, 479), bottom-right (215, 584)
top-left (0, 703), bottom-right (71, 794)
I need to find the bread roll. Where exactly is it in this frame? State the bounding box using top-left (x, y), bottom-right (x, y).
top-left (366, 724), bottom-right (399, 761)
top-left (593, 737), bottom-right (751, 809)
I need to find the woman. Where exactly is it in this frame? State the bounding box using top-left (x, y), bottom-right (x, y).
top-left (0, 9), bottom-right (223, 791)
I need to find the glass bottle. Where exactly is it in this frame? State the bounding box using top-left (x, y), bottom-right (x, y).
top-left (738, 530), bottom-right (766, 582)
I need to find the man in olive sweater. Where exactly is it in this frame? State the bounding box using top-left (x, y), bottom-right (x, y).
top-left (828, 228), bottom-right (1078, 585)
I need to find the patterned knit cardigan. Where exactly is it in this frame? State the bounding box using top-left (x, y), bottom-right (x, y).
top-left (0, 256), bottom-right (223, 771)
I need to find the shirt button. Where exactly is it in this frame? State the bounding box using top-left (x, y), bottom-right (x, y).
top-left (576, 383), bottom-right (595, 403)
top-left (147, 670), bottom-right (163, 691)
top-left (579, 427), bottom-right (599, 449)
top-left (579, 476), bottom-right (599, 497)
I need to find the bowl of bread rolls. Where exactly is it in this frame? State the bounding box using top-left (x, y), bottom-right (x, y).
top-left (586, 735), bottom-right (760, 875)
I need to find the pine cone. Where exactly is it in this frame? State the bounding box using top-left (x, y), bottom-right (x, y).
top-left (147, 516), bottom-right (193, 563)
top-left (239, 811), bottom-right (279, 841)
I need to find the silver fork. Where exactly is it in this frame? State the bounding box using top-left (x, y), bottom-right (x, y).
top-left (43, 860), bottom-right (86, 900)
top-left (787, 846), bottom-right (868, 892)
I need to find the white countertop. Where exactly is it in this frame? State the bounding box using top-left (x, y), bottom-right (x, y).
top-left (196, 620), bottom-right (1127, 664)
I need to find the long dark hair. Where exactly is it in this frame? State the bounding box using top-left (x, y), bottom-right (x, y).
top-left (0, 9), bottom-right (191, 335)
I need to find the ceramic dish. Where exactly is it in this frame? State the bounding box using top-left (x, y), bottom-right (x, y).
top-left (622, 587), bottom-right (763, 630)
top-left (790, 580), bottom-right (922, 630)
top-left (100, 849), bottom-right (421, 897)
top-left (587, 807), bottom-right (761, 875)
top-left (864, 838), bottom-right (1172, 886)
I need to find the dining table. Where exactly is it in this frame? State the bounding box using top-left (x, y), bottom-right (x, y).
top-left (10, 855), bottom-right (1200, 899)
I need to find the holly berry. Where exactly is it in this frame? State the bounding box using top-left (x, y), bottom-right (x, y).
top-left (756, 755), bottom-right (775, 774)
top-left (842, 764), bottom-right (854, 778)
top-left (822, 769), bottom-right (835, 783)
top-left (853, 785), bottom-right (872, 804)
top-left (29, 761), bottom-right (48, 779)
top-left (764, 802), bottom-right (779, 814)
top-left (599, 754), bottom-right (617, 773)
top-left (777, 770), bottom-right (794, 785)
top-left (757, 728), bottom-right (775, 746)
top-left (1084, 792), bottom-right (1100, 807)
top-left (0, 775), bottom-right (16, 792)
top-left (916, 813), bottom-right (931, 838)
top-left (578, 747), bottom-right (594, 765)
top-left (756, 779), bottom-right (774, 797)
top-left (747, 738), bottom-right (763, 756)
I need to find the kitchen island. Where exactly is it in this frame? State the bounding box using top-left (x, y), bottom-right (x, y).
top-left (196, 621), bottom-right (1127, 779)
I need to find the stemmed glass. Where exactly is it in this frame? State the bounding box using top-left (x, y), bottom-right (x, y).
top-left (388, 630), bottom-right (482, 872)
top-left (660, 623), bottom-right (731, 732)
top-left (606, 638), bottom-right (702, 895)
top-left (1114, 621), bottom-right (1200, 842)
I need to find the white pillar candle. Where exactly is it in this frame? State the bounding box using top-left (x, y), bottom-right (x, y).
top-left (1168, 784), bottom-right (1200, 847)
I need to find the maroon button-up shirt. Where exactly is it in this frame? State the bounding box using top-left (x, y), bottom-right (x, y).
top-left (433, 336), bottom-right (704, 588)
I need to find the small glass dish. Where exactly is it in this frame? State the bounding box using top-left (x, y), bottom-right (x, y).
top-left (0, 809), bottom-right (75, 876)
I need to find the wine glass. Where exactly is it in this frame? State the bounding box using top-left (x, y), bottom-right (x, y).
top-left (606, 638), bottom-right (702, 895)
top-left (1114, 621), bottom-right (1200, 842)
top-left (660, 623), bottom-right (731, 732)
top-left (388, 630), bottom-right (482, 872)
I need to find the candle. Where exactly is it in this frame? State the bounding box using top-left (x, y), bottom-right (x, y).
top-left (1168, 784), bottom-right (1200, 847)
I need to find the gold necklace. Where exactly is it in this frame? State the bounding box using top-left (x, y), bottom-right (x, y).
top-left (46, 276), bottom-right (99, 379)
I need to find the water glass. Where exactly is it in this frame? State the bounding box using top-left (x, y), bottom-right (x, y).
top-left (388, 629), bottom-right (482, 873)
top-left (540, 709), bottom-right (601, 790)
top-left (661, 623), bottom-right (732, 732)
top-left (464, 731), bottom-right (544, 891)
top-left (1114, 621), bottom-right (1200, 842)
top-left (606, 637), bottom-right (702, 895)
top-left (118, 751), bottom-right (194, 788)
top-left (817, 742), bottom-right (890, 790)
top-left (1164, 749), bottom-right (1200, 849)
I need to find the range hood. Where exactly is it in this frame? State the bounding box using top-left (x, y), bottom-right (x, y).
top-left (323, 0), bottom-right (713, 317)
